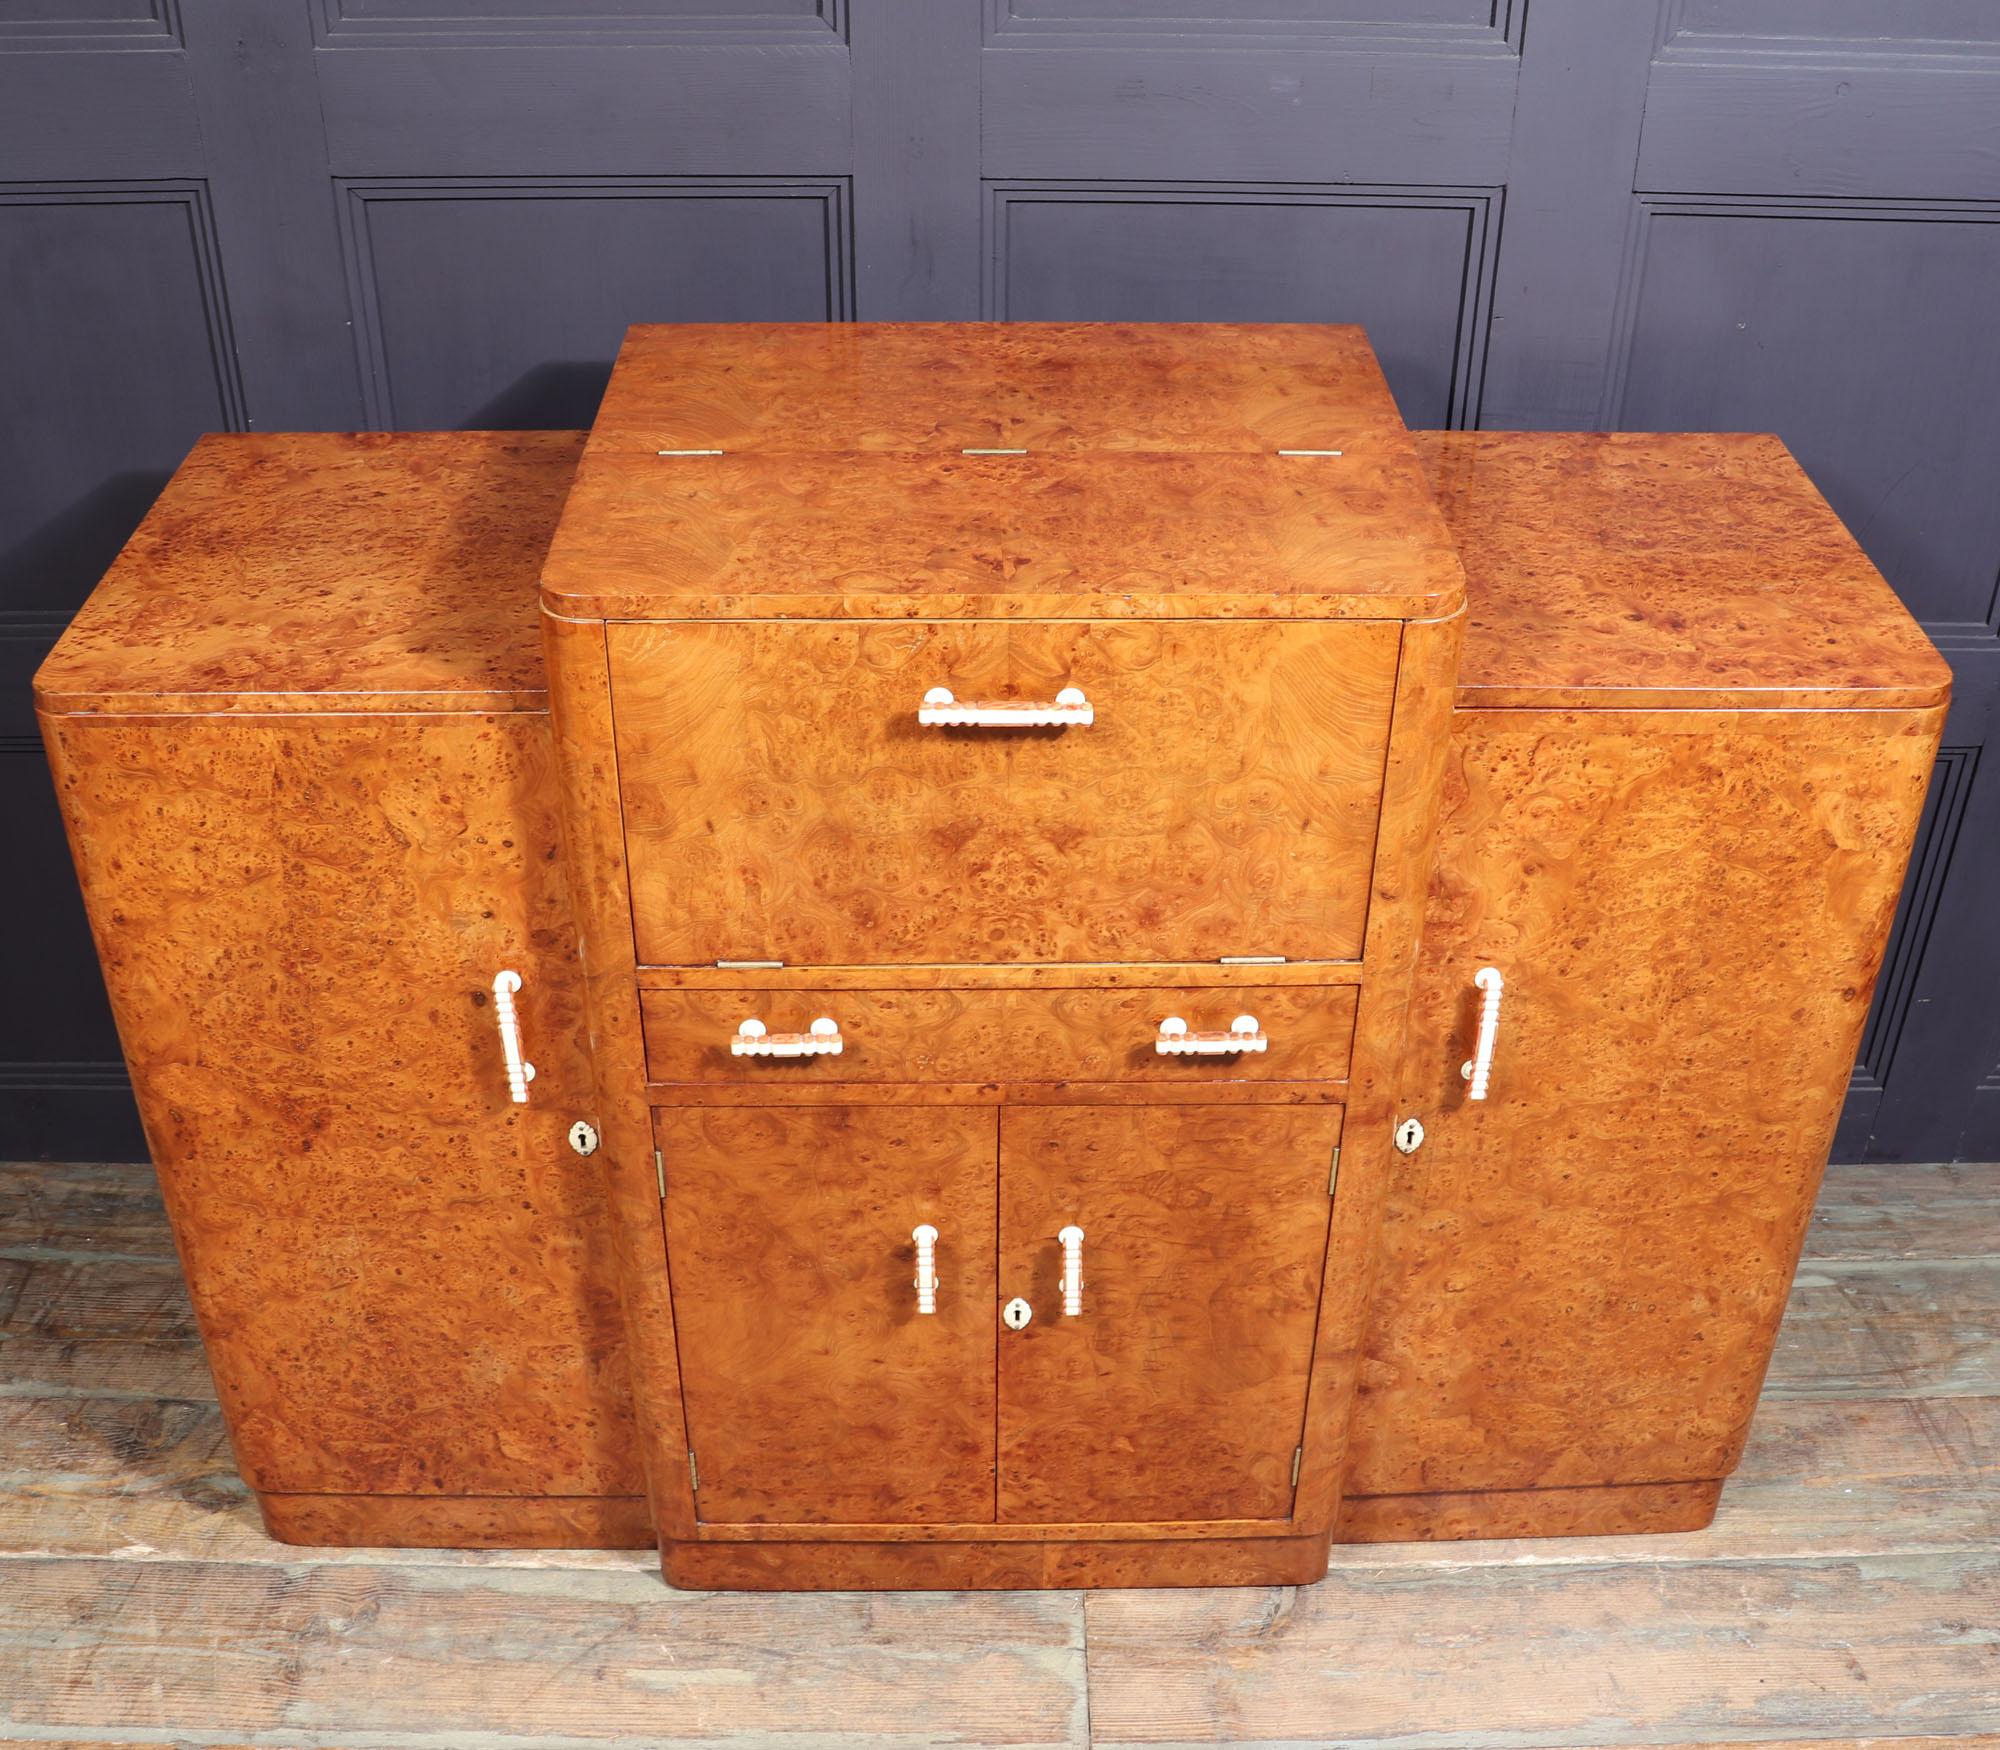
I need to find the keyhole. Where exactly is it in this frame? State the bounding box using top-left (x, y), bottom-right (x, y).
top-left (1002, 1296), bottom-right (1033, 1331)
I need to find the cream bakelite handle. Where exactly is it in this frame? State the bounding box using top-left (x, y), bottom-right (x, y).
top-left (1156, 1015), bottom-right (1267, 1056)
top-left (918, 686), bottom-right (1093, 728)
top-left (913, 1224), bottom-right (939, 1316)
top-left (732, 1017), bottom-right (843, 1058)
top-left (1058, 1225), bottom-right (1085, 1317)
top-left (492, 971), bottom-right (536, 1104)
top-left (1460, 968), bottom-right (1505, 1100)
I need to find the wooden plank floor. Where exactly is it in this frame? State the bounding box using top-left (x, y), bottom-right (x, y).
top-left (3, 1159), bottom-right (1998, 1750)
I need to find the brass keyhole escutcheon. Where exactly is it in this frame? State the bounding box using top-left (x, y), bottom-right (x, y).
top-left (1002, 1297), bottom-right (1033, 1331)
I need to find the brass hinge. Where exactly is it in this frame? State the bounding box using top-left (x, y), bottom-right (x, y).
top-left (1291, 1446), bottom-right (1304, 1488)
top-left (961, 447), bottom-right (1027, 456)
top-left (1328, 1145), bottom-right (1342, 1197)
top-left (654, 1148), bottom-right (666, 1200)
top-left (715, 959), bottom-right (783, 969)
top-left (1277, 449), bottom-right (1344, 458)
top-left (688, 1449), bottom-right (700, 1494)
top-left (657, 448), bottom-right (724, 457)
top-left (1219, 954), bottom-right (1286, 965)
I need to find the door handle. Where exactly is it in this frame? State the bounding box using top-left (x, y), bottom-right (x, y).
top-left (1459, 967), bottom-right (1505, 1100)
top-left (912, 1224), bottom-right (939, 1315)
top-left (491, 971), bottom-right (536, 1104)
top-left (1156, 1014), bottom-right (1266, 1055)
top-left (1058, 1224), bottom-right (1085, 1316)
top-left (732, 1017), bottom-right (843, 1057)
top-left (918, 686), bottom-right (1093, 727)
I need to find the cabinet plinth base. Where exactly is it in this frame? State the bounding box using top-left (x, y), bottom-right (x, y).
top-left (256, 1490), bottom-right (654, 1550)
top-left (662, 1532), bottom-right (1334, 1591)
top-left (1335, 1479), bottom-right (1723, 1543)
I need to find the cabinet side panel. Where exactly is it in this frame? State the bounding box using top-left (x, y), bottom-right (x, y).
top-left (39, 711), bottom-right (642, 1501)
top-left (1347, 705), bottom-right (1942, 1499)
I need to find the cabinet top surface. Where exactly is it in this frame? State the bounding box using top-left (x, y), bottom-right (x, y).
top-left (35, 431), bottom-right (579, 717)
top-left (539, 322), bottom-right (1467, 622)
top-left (1418, 431), bottom-right (1952, 712)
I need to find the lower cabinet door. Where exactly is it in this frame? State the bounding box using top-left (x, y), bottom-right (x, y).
top-left (656, 1105), bottom-right (998, 1525)
top-left (996, 1104), bottom-right (1342, 1523)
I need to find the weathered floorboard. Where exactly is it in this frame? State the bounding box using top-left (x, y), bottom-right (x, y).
top-left (1765, 1258), bottom-right (2000, 1401)
top-left (0, 1558), bottom-right (1089, 1747)
top-left (1084, 1552), bottom-right (2000, 1748)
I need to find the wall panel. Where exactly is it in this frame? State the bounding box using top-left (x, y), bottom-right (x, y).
top-left (1613, 200), bottom-right (2000, 633)
top-left (340, 179), bottom-right (852, 429)
top-left (987, 183), bottom-right (1497, 427)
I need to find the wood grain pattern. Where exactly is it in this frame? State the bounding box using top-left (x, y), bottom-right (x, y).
top-left (584, 321), bottom-right (1406, 454)
top-left (545, 449), bottom-right (1463, 622)
top-left (1413, 431), bottom-right (1954, 712)
top-left (40, 711), bottom-right (643, 1503)
top-left (1291, 606), bottom-right (1465, 1533)
top-left (257, 1491), bottom-right (651, 1549)
top-left (1348, 705), bottom-right (1943, 1501)
top-left (664, 1533), bottom-right (1332, 1592)
top-left (996, 1104), bottom-right (1341, 1524)
top-left (542, 608), bottom-right (698, 1543)
top-left (641, 984), bottom-right (1356, 1085)
top-left (656, 1105), bottom-right (999, 1525)
top-left (33, 430), bottom-right (582, 717)
top-left (609, 618), bottom-right (1401, 967)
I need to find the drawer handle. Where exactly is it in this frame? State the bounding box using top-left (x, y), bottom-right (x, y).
top-left (491, 971), bottom-right (536, 1104)
top-left (731, 1016), bottom-right (844, 1058)
top-left (1460, 967), bottom-right (1505, 1100)
top-left (1156, 1014), bottom-right (1267, 1056)
top-left (1058, 1225), bottom-right (1086, 1317)
top-left (918, 686), bottom-right (1094, 728)
top-left (912, 1224), bottom-right (939, 1315)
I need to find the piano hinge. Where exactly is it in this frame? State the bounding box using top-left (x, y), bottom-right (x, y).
top-left (1219, 954), bottom-right (1287, 965)
top-left (961, 447), bottom-right (1027, 456)
top-left (654, 1148), bottom-right (666, 1199)
top-left (657, 448), bottom-right (724, 457)
top-left (1328, 1145), bottom-right (1341, 1197)
top-left (716, 959), bottom-right (783, 969)
top-left (688, 1449), bottom-right (700, 1494)
top-left (1277, 449), bottom-right (1345, 458)
top-left (1291, 1446), bottom-right (1304, 1488)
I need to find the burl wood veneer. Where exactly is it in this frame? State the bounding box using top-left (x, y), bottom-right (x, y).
top-left (543, 322), bottom-right (1467, 1587)
top-left (1332, 432), bottom-right (1949, 1544)
top-left (35, 432), bottom-right (648, 1549)
top-left (39, 334), bottom-right (1950, 1588)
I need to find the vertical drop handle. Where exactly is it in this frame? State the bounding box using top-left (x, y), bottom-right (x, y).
top-left (912, 1224), bottom-right (939, 1315)
top-left (492, 970), bottom-right (536, 1104)
top-left (1058, 1225), bottom-right (1085, 1316)
top-left (1460, 967), bottom-right (1505, 1101)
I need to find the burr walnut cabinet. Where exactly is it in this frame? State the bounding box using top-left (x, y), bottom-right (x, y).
top-left (36, 325), bottom-right (1949, 1590)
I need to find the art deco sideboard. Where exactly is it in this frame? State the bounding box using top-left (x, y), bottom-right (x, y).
top-left (36, 324), bottom-right (1949, 1589)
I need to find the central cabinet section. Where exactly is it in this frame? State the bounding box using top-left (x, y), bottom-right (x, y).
top-left (540, 322), bottom-right (1468, 1587)
top-left (655, 1102), bottom-right (1344, 1528)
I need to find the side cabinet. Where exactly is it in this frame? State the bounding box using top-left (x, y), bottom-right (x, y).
top-left (1339, 432), bottom-right (1954, 1543)
top-left (35, 432), bottom-right (647, 1548)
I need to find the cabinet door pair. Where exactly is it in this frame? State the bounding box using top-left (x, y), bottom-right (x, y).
top-left (656, 1104), bottom-right (1343, 1528)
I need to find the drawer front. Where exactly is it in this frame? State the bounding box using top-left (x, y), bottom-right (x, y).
top-left (608, 619), bottom-right (1401, 967)
top-left (642, 985), bottom-right (1357, 1085)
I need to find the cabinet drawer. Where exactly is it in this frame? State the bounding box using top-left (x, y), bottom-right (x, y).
top-left (607, 619), bottom-right (1401, 967)
top-left (641, 985), bottom-right (1356, 1085)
